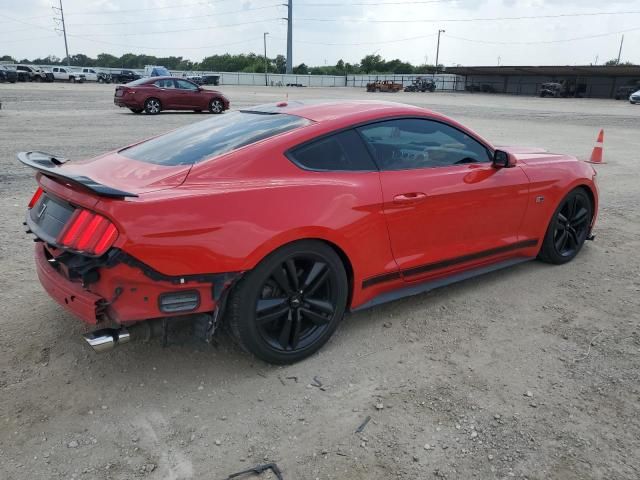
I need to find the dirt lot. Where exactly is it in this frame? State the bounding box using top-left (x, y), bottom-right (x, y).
top-left (1, 83), bottom-right (639, 480)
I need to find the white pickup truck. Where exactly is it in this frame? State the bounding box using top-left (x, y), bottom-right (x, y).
top-left (77, 67), bottom-right (98, 82)
top-left (51, 66), bottom-right (85, 83)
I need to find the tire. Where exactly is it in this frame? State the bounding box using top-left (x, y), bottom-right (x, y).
top-left (144, 98), bottom-right (161, 114)
top-left (69, 76), bottom-right (75, 83)
top-left (538, 188), bottom-right (593, 265)
top-left (208, 98), bottom-right (224, 114)
top-left (129, 108), bottom-right (143, 114)
top-left (226, 240), bottom-right (348, 364)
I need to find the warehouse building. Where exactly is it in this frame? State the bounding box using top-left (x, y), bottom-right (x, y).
top-left (446, 65), bottom-right (640, 98)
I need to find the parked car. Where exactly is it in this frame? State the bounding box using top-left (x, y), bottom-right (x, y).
top-left (19, 100), bottom-right (598, 363)
top-left (200, 74), bottom-right (220, 86)
top-left (15, 65), bottom-right (48, 82)
top-left (144, 65), bottom-right (171, 77)
top-left (38, 68), bottom-right (55, 82)
top-left (97, 71), bottom-right (112, 84)
top-left (630, 90), bottom-right (640, 104)
top-left (113, 76), bottom-right (229, 114)
top-left (0, 65), bottom-right (17, 83)
top-left (182, 72), bottom-right (204, 85)
top-left (110, 69), bottom-right (141, 84)
top-left (614, 83), bottom-right (640, 100)
top-left (366, 80), bottom-right (403, 92)
top-left (77, 67), bottom-right (98, 82)
top-left (51, 66), bottom-right (85, 83)
top-left (404, 77), bottom-right (436, 92)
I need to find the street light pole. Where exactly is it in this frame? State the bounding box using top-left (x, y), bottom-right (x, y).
top-left (435, 29), bottom-right (445, 75)
top-left (264, 32), bottom-right (269, 87)
top-left (617, 34), bottom-right (624, 64)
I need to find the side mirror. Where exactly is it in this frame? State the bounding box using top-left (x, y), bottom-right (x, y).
top-left (492, 150), bottom-right (516, 168)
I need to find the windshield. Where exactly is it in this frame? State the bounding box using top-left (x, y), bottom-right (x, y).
top-left (120, 111), bottom-right (312, 166)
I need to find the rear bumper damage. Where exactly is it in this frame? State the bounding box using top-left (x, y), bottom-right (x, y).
top-left (34, 242), bottom-right (239, 338)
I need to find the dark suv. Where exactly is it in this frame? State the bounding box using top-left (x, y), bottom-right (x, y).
top-left (615, 84), bottom-right (640, 100)
top-left (0, 65), bottom-right (18, 83)
top-left (111, 70), bottom-right (141, 84)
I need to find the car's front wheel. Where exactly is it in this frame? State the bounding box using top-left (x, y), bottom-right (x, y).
top-left (226, 240), bottom-right (348, 364)
top-left (538, 188), bottom-right (593, 265)
top-left (209, 98), bottom-right (224, 114)
top-left (144, 98), bottom-right (161, 114)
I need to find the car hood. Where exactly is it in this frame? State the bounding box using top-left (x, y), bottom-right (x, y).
top-left (497, 145), bottom-right (575, 165)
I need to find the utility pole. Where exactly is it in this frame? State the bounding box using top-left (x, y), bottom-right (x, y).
top-left (617, 34), bottom-right (624, 64)
top-left (53, 0), bottom-right (70, 66)
top-left (264, 32), bottom-right (269, 86)
top-left (435, 29), bottom-right (445, 75)
top-left (286, 0), bottom-right (293, 74)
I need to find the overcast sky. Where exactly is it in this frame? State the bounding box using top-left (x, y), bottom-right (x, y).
top-left (1, 0), bottom-right (639, 67)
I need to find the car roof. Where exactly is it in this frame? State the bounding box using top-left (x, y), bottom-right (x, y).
top-left (245, 100), bottom-right (433, 124)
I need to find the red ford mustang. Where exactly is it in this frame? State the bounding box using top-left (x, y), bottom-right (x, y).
top-left (20, 101), bottom-right (598, 363)
top-left (113, 76), bottom-right (229, 114)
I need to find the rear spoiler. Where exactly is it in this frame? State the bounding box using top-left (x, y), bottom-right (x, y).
top-left (17, 151), bottom-right (138, 198)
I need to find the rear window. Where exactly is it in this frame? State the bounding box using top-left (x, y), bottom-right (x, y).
top-left (120, 112), bottom-right (312, 166)
top-left (126, 78), bottom-right (149, 86)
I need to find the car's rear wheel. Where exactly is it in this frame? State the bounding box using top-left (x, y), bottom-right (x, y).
top-left (144, 98), bottom-right (161, 114)
top-left (538, 188), bottom-right (592, 265)
top-left (209, 98), bottom-right (224, 114)
top-left (129, 108), bottom-right (143, 114)
top-left (227, 240), bottom-right (348, 364)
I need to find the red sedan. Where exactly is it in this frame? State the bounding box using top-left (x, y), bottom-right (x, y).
top-left (113, 76), bottom-right (229, 114)
top-left (20, 101), bottom-right (598, 363)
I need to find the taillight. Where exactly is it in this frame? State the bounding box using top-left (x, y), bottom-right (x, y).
top-left (28, 187), bottom-right (44, 209)
top-left (57, 208), bottom-right (118, 256)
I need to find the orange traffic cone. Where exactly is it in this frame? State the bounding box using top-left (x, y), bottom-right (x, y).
top-left (586, 129), bottom-right (606, 164)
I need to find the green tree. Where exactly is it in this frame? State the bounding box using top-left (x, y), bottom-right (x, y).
top-left (360, 54), bottom-right (384, 73)
top-left (293, 63), bottom-right (308, 74)
top-left (275, 54), bottom-right (286, 74)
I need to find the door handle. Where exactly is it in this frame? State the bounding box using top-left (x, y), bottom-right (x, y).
top-left (393, 192), bottom-right (427, 204)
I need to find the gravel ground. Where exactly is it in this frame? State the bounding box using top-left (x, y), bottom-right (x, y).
top-left (1, 83), bottom-right (639, 480)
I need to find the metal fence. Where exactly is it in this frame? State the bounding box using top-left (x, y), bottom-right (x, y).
top-left (27, 64), bottom-right (466, 91)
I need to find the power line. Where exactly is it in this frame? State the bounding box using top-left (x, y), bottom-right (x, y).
top-left (66, 33), bottom-right (266, 51)
top-left (446, 26), bottom-right (640, 45)
top-left (298, 0), bottom-right (457, 5)
top-left (64, 0), bottom-right (275, 16)
top-left (272, 33), bottom-right (437, 46)
top-left (296, 10), bottom-right (640, 23)
top-left (71, 18), bottom-right (284, 37)
top-left (66, 4), bottom-right (283, 27)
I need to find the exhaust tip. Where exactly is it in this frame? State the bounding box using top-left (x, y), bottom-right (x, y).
top-left (83, 328), bottom-right (130, 353)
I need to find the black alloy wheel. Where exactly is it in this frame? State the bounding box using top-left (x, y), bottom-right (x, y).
top-left (539, 188), bottom-right (592, 264)
top-left (227, 241), bottom-right (348, 364)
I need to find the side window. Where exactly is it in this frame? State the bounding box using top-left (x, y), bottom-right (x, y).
top-left (60, 68), bottom-right (66, 73)
top-left (289, 129), bottom-right (377, 171)
top-left (175, 79), bottom-right (197, 91)
top-left (357, 118), bottom-right (491, 170)
top-left (154, 79), bottom-right (174, 88)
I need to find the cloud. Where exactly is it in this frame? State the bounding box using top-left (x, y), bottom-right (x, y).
top-left (1, 0), bottom-right (638, 66)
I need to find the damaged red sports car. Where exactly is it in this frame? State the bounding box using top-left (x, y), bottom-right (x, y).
top-left (20, 101), bottom-right (598, 364)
